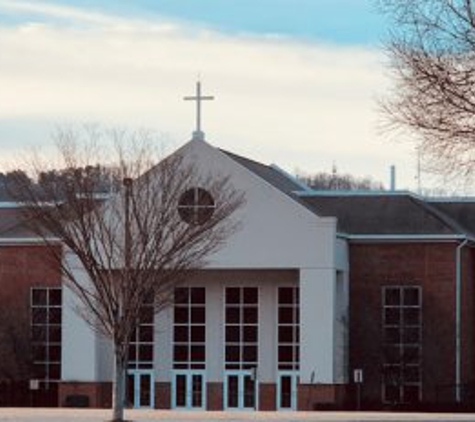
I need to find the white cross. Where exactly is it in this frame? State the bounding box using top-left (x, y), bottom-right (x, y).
top-left (184, 81), bottom-right (214, 141)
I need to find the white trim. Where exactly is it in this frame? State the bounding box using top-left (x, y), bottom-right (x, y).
top-left (0, 237), bottom-right (61, 244)
top-left (347, 234), bottom-right (469, 242)
top-left (455, 239), bottom-right (469, 403)
top-left (428, 197), bottom-right (475, 203)
top-left (296, 190), bottom-right (419, 198)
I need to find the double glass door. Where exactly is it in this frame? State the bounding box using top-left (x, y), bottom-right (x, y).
top-left (172, 371), bottom-right (206, 409)
top-left (126, 370), bottom-right (154, 409)
top-left (225, 370), bottom-right (257, 410)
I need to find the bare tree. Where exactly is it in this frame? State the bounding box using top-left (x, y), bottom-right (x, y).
top-left (10, 126), bottom-right (244, 421)
top-left (379, 0), bottom-right (475, 178)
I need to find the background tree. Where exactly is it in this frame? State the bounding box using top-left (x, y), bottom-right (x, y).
top-left (298, 165), bottom-right (384, 191)
top-left (379, 0), bottom-right (475, 178)
top-left (10, 126), bottom-right (244, 421)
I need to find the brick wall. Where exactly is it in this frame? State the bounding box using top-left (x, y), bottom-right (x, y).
top-left (349, 241), bottom-right (463, 407)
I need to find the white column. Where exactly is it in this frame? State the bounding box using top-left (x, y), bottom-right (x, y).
top-left (206, 282), bottom-right (224, 382)
top-left (62, 283), bottom-right (97, 381)
top-left (299, 268), bottom-right (335, 384)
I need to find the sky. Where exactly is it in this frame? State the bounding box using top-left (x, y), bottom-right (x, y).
top-left (0, 0), bottom-right (434, 192)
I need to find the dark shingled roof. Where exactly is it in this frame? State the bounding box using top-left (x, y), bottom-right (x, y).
top-left (220, 149), bottom-right (305, 196)
top-left (301, 193), bottom-right (465, 236)
top-left (0, 206), bottom-right (37, 238)
top-left (429, 200), bottom-right (475, 238)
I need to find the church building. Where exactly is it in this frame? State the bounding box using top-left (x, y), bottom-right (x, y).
top-left (1, 86), bottom-right (475, 411)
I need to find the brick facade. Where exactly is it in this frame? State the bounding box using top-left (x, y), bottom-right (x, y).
top-left (349, 241), bottom-right (473, 407)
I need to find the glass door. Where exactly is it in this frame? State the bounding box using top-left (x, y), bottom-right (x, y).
top-left (172, 371), bottom-right (206, 409)
top-left (224, 371), bottom-right (257, 410)
top-left (126, 370), bottom-right (155, 409)
top-left (277, 372), bottom-right (298, 410)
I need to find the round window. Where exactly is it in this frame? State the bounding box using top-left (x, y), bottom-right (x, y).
top-left (178, 188), bottom-right (215, 225)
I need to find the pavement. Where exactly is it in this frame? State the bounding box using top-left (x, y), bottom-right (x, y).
top-left (1, 409), bottom-right (475, 422)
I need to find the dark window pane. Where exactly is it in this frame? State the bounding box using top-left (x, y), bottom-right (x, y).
top-left (403, 345), bottom-right (420, 364)
top-left (190, 345), bottom-right (205, 362)
top-left (191, 307), bottom-right (205, 324)
top-left (403, 385), bottom-right (420, 403)
top-left (279, 326), bottom-right (293, 343)
top-left (49, 363), bottom-right (61, 380)
top-left (175, 288), bottom-right (189, 304)
top-left (243, 307), bottom-right (257, 324)
top-left (280, 375), bottom-right (292, 408)
top-left (174, 345), bottom-right (188, 362)
top-left (278, 346), bottom-right (293, 363)
top-left (48, 308), bottom-right (62, 324)
top-left (32, 345), bottom-right (47, 361)
top-left (226, 346), bottom-right (239, 362)
top-left (403, 366), bottom-right (420, 383)
top-left (384, 384), bottom-right (401, 403)
top-left (196, 207), bottom-right (214, 225)
top-left (140, 326), bottom-right (154, 342)
top-left (191, 325), bottom-right (205, 342)
top-left (403, 308), bottom-right (420, 326)
top-left (279, 288), bottom-right (294, 304)
top-left (174, 307), bottom-right (188, 324)
top-left (140, 306), bottom-right (154, 324)
top-left (197, 188), bottom-right (214, 206)
top-left (32, 289), bottom-right (47, 306)
top-left (191, 288), bottom-right (205, 304)
top-left (243, 326), bottom-right (257, 343)
top-left (174, 325), bottom-right (188, 342)
top-left (32, 308), bottom-right (47, 325)
top-left (383, 365), bottom-right (401, 384)
top-left (176, 374), bottom-right (187, 407)
top-left (243, 288), bottom-right (258, 304)
top-left (279, 307), bottom-right (294, 324)
top-left (403, 288), bottom-right (420, 306)
top-left (384, 327), bottom-right (401, 344)
top-left (226, 307), bottom-right (240, 324)
top-left (49, 289), bottom-right (62, 306)
top-left (33, 363), bottom-right (47, 379)
top-left (139, 345), bottom-right (153, 361)
top-left (49, 345), bottom-right (61, 362)
top-left (403, 327), bottom-right (420, 344)
top-left (32, 326), bottom-right (47, 342)
top-left (384, 308), bottom-right (400, 325)
top-left (49, 325), bottom-right (62, 343)
top-left (384, 345), bottom-right (402, 364)
top-left (128, 345), bottom-right (137, 362)
top-left (226, 288), bottom-right (240, 304)
top-left (385, 288), bottom-right (401, 306)
top-left (243, 345), bottom-right (257, 362)
top-left (226, 326), bottom-right (240, 343)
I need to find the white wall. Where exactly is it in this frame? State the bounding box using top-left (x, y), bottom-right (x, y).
top-left (61, 252), bottom-right (97, 381)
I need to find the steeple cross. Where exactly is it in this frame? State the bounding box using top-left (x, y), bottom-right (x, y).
top-left (184, 81), bottom-right (214, 141)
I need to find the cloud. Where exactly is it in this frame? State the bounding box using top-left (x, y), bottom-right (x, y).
top-left (0, 0), bottom-right (419, 189)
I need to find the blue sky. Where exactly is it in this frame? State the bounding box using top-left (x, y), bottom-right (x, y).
top-left (0, 0), bottom-right (387, 45)
top-left (0, 0), bottom-right (432, 192)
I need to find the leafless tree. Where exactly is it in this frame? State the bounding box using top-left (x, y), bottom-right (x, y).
top-left (10, 126), bottom-right (244, 421)
top-left (379, 0), bottom-right (475, 179)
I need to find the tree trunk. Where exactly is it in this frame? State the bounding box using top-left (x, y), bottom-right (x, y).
top-left (112, 350), bottom-right (126, 422)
